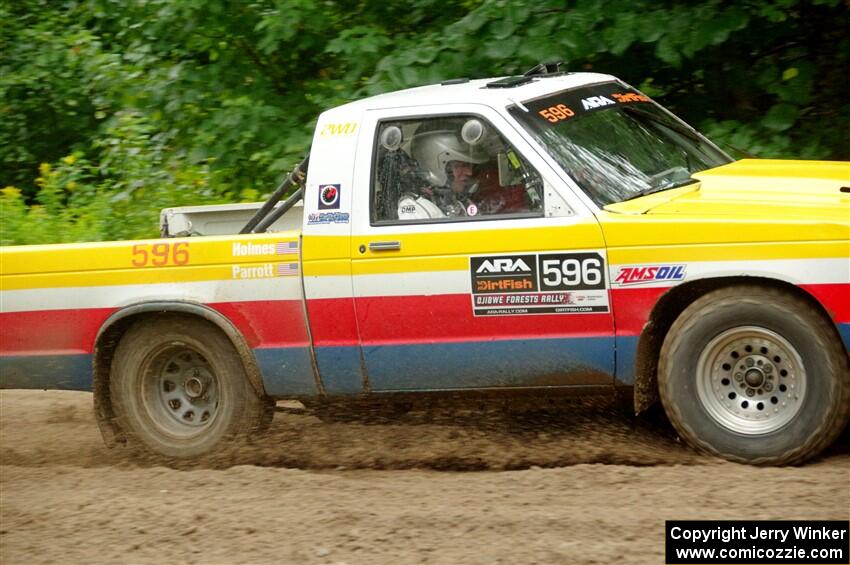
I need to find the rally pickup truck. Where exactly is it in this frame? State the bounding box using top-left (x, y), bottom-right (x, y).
top-left (2, 66), bottom-right (849, 465)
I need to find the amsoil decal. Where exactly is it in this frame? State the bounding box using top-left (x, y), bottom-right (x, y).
top-left (470, 252), bottom-right (609, 316)
top-left (318, 184), bottom-right (341, 209)
top-left (613, 264), bottom-right (686, 286)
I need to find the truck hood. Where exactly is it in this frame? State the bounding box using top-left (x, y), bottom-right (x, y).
top-left (603, 159), bottom-right (850, 222)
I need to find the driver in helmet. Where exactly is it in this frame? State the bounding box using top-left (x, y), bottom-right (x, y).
top-left (397, 129), bottom-right (487, 220)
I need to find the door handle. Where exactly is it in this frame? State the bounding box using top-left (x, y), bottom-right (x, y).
top-left (368, 241), bottom-right (401, 252)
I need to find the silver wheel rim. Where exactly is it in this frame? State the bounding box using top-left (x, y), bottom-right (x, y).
top-left (141, 345), bottom-right (220, 438)
top-left (696, 326), bottom-right (805, 435)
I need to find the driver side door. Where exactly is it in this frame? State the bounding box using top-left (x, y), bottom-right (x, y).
top-left (349, 105), bottom-right (616, 392)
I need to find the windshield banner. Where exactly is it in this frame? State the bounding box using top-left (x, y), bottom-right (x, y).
top-left (520, 82), bottom-right (652, 127)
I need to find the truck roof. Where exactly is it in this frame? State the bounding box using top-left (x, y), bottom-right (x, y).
top-left (335, 71), bottom-right (619, 113)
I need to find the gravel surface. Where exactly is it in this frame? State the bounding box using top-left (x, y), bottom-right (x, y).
top-left (1, 390), bottom-right (848, 564)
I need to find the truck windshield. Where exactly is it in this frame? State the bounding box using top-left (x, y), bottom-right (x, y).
top-left (509, 82), bottom-right (732, 206)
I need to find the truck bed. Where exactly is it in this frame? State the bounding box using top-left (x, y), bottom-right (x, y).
top-left (160, 201), bottom-right (304, 237)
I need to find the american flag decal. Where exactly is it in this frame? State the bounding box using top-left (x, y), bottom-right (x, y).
top-left (277, 262), bottom-right (299, 276)
top-left (275, 241), bottom-right (298, 254)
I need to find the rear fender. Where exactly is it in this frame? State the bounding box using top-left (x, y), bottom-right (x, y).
top-left (92, 301), bottom-right (264, 446)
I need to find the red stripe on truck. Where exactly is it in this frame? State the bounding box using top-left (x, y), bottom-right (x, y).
top-left (347, 294), bottom-right (616, 345)
top-left (800, 283), bottom-right (850, 322)
top-left (0, 308), bottom-right (115, 356)
top-left (0, 300), bottom-right (310, 355)
top-left (609, 283), bottom-right (850, 339)
top-left (1, 283), bottom-right (845, 357)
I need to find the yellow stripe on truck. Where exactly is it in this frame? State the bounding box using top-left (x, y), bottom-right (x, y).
top-left (0, 232), bottom-right (300, 276)
top-left (349, 222), bottom-right (605, 259)
top-left (3, 222), bottom-right (847, 288)
top-left (307, 222), bottom-right (847, 276)
top-left (599, 214), bottom-right (849, 245)
top-left (608, 241), bottom-right (850, 264)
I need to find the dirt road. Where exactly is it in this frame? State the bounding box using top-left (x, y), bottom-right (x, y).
top-left (1, 390), bottom-right (848, 564)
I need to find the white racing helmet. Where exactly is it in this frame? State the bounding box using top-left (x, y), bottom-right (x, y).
top-left (411, 130), bottom-right (488, 187)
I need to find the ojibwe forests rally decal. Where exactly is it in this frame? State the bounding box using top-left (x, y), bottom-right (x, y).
top-left (469, 252), bottom-right (609, 316)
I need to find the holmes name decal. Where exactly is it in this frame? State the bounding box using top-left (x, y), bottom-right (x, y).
top-left (231, 241), bottom-right (298, 257)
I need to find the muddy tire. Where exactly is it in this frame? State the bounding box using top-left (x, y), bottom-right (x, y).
top-left (110, 316), bottom-right (268, 461)
top-left (658, 286), bottom-right (850, 465)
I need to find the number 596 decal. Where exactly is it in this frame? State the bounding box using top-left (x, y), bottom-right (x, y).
top-left (470, 251), bottom-right (609, 316)
top-left (131, 242), bottom-right (190, 267)
top-left (539, 253), bottom-right (606, 290)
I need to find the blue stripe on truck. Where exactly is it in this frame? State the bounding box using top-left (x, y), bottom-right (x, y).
top-left (2, 335), bottom-right (629, 396)
top-left (838, 323), bottom-right (850, 352)
top-left (253, 346), bottom-right (317, 396)
top-left (0, 354), bottom-right (92, 390)
top-left (313, 336), bottom-right (615, 393)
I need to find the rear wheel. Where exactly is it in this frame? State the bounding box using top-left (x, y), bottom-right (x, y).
top-left (110, 316), bottom-right (269, 461)
top-left (658, 286), bottom-right (850, 464)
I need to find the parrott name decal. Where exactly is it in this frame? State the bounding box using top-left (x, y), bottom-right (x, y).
top-left (470, 252), bottom-right (609, 316)
top-left (231, 262), bottom-right (299, 279)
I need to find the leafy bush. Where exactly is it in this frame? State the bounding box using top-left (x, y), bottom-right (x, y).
top-left (2, 0), bottom-right (847, 245)
top-left (1, 112), bottom-right (224, 245)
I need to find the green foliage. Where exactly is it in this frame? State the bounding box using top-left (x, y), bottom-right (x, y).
top-left (1, 111), bottom-right (225, 245)
top-left (1, 0), bottom-right (848, 244)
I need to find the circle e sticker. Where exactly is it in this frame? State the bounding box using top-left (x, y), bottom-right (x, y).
top-left (466, 203), bottom-right (478, 216)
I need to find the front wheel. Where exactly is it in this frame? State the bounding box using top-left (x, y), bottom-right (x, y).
top-left (658, 286), bottom-right (850, 465)
top-left (110, 316), bottom-right (270, 461)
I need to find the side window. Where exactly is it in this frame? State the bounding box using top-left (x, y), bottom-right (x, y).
top-left (372, 115), bottom-right (544, 223)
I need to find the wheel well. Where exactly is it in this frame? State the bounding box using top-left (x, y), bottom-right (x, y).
top-left (632, 276), bottom-right (840, 414)
top-left (92, 305), bottom-right (265, 446)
